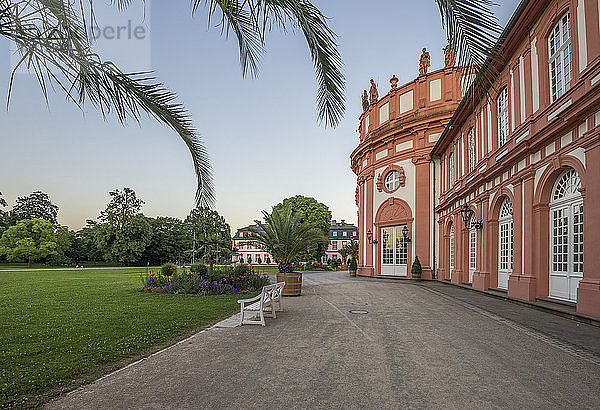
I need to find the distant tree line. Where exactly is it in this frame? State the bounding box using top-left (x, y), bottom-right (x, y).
top-left (0, 189), bottom-right (232, 266)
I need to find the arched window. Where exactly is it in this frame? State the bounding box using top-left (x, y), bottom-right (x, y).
top-left (468, 127), bottom-right (476, 172)
top-left (550, 168), bottom-right (583, 301)
top-left (549, 13), bottom-right (572, 102)
top-left (497, 88), bottom-right (509, 146)
top-left (498, 197), bottom-right (513, 290)
top-left (469, 216), bottom-right (477, 283)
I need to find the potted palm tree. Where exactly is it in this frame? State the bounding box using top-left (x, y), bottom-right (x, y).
top-left (248, 207), bottom-right (328, 296)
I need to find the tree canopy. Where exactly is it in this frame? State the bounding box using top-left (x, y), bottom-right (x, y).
top-left (0, 218), bottom-right (59, 265)
top-left (11, 191), bottom-right (59, 225)
top-left (185, 207), bottom-right (232, 266)
top-left (273, 195), bottom-right (331, 262)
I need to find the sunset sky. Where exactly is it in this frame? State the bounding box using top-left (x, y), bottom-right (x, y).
top-left (0, 0), bottom-right (519, 232)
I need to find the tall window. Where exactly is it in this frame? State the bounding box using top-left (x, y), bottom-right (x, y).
top-left (468, 127), bottom-right (476, 172)
top-left (549, 13), bottom-right (572, 102)
top-left (449, 224), bottom-right (455, 271)
top-left (497, 88), bottom-right (509, 146)
top-left (449, 152), bottom-right (455, 187)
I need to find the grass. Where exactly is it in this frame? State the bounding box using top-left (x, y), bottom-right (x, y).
top-left (0, 268), bottom-right (246, 408)
top-left (0, 261), bottom-right (126, 270)
top-left (253, 265), bottom-right (279, 274)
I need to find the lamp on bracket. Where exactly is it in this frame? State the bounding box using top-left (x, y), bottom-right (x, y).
top-left (460, 204), bottom-right (483, 230)
top-left (367, 229), bottom-right (378, 245)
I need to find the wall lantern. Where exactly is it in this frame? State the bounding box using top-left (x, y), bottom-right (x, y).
top-left (402, 225), bottom-right (412, 243)
top-left (367, 229), bottom-right (378, 245)
top-left (460, 204), bottom-right (483, 230)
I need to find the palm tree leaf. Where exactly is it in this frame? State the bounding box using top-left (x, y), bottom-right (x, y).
top-left (435, 0), bottom-right (502, 95)
top-left (1, 0), bottom-right (214, 206)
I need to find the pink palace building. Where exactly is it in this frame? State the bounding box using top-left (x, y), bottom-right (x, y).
top-left (352, 0), bottom-right (600, 319)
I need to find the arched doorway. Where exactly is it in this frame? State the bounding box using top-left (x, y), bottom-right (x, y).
top-left (449, 223), bottom-right (455, 280)
top-left (549, 168), bottom-right (583, 301)
top-left (498, 197), bottom-right (513, 290)
top-left (469, 216), bottom-right (477, 284)
top-left (375, 197), bottom-right (413, 276)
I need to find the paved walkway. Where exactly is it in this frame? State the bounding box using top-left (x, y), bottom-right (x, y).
top-left (48, 272), bottom-right (600, 409)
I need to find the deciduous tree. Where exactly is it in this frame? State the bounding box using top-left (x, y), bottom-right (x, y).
top-left (11, 191), bottom-right (59, 225)
top-left (0, 218), bottom-right (59, 266)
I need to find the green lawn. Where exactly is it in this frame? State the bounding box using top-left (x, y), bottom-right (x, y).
top-left (0, 268), bottom-right (244, 408)
top-left (253, 266), bottom-right (279, 274)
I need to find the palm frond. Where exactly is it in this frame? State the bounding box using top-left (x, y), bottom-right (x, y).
top-left (435, 0), bottom-right (503, 95)
top-left (1, 0), bottom-right (213, 206)
top-left (198, 0), bottom-right (346, 127)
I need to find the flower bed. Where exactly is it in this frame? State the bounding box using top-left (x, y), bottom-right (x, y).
top-left (140, 264), bottom-right (270, 295)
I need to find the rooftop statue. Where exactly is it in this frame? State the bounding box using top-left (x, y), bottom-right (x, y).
top-left (443, 42), bottom-right (456, 68)
top-left (362, 90), bottom-right (369, 111)
top-left (419, 48), bottom-right (430, 76)
top-left (369, 79), bottom-right (379, 104)
top-left (390, 75), bottom-right (399, 90)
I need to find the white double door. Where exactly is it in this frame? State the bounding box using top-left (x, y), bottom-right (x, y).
top-left (550, 201), bottom-right (583, 302)
top-left (381, 225), bottom-right (408, 276)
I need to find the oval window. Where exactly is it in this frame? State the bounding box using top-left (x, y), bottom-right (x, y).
top-left (385, 170), bottom-right (400, 191)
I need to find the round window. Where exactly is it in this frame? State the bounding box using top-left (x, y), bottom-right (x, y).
top-left (385, 170), bottom-right (400, 191)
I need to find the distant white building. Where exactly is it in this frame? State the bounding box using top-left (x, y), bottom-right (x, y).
top-left (232, 220), bottom-right (358, 266)
top-left (322, 220), bottom-right (358, 264)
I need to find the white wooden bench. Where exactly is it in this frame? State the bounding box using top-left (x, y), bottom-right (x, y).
top-left (238, 282), bottom-right (285, 326)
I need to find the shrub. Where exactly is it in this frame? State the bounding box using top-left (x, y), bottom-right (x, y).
top-left (161, 262), bottom-right (176, 276)
top-left (140, 266), bottom-right (269, 296)
top-left (234, 264), bottom-right (252, 275)
top-left (190, 263), bottom-right (208, 276)
top-left (411, 256), bottom-right (422, 279)
top-left (349, 258), bottom-right (357, 271)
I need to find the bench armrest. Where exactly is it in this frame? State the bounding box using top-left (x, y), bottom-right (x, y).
top-left (238, 294), bottom-right (262, 304)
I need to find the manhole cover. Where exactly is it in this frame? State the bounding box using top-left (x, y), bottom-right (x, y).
top-left (349, 310), bottom-right (368, 315)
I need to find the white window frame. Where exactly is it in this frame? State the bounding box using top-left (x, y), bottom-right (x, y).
top-left (497, 88), bottom-right (509, 147)
top-left (548, 12), bottom-right (572, 102)
top-left (385, 170), bottom-right (401, 192)
top-left (549, 169), bottom-right (583, 301)
top-left (449, 152), bottom-right (455, 187)
top-left (468, 127), bottom-right (476, 172)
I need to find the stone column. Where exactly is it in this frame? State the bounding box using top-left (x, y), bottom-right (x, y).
top-left (509, 173), bottom-right (537, 300)
top-left (473, 195), bottom-right (490, 290)
top-left (508, 179), bottom-right (523, 298)
top-left (365, 174), bottom-right (375, 276)
top-left (577, 129), bottom-right (600, 318)
top-left (413, 155), bottom-right (432, 279)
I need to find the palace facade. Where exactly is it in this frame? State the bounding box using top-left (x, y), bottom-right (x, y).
top-left (352, 0), bottom-right (600, 319)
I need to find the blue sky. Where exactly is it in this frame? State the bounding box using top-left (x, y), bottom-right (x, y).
top-left (0, 0), bottom-right (519, 231)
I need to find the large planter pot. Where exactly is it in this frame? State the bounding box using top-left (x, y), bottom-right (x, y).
top-left (349, 270), bottom-right (357, 277)
top-left (277, 272), bottom-right (302, 296)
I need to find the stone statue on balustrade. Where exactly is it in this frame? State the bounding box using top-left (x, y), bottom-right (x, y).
top-left (369, 79), bottom-right (379, 104)
top-left (419, 48), bottom-right (430, 76)
top-left (362, 90), bottom-right (369, 111)
top-left (443, 42), bottom-right (456, 68)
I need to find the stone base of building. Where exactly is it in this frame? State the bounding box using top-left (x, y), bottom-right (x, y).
top-left (451, 269), bottom-right (463, 285)
top-left (507, 275), bottom-right (537, 301)
top-left (419, 267), bottom-right (433, 280)
top-left (357, 266), bottom-right (375, 276)
top-left (577, 279), bottom-right (600, 318)
top-left (472, 271), bottom-right (490, 290)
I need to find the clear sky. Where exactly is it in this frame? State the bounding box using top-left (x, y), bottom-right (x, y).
top-left (0, 0), bottom-right (520, 232)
